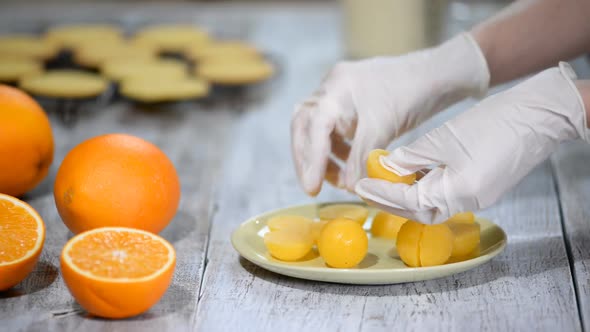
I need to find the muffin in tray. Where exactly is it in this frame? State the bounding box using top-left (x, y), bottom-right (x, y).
top-left (73, 41), bottom-right (158, 69)
top-left (185, 40), bottom-right (261, 62)
top-left (0, 34), bottom-right (60, 61)
top-left (133, 24), bottom-right (209, 55)
top-left (0, 56), bottom-right (44, 84)
top-left (120, 76), bottom-right (210, 103)
top-left (196, 57), bottom-right (274, 86)
top-left (101, 58), bottom-right (188, 82)
top-left (19, 69), bottom-right (111, 125)
top-left (45, 24), bottom-right (123, 51)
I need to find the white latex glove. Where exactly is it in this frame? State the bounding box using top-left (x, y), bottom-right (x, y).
top-left (291, 33), bottom-right (490, 196)
top-left (356, 62), bottom-right (589, 224)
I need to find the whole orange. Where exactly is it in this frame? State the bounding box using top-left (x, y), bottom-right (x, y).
top-left (54, 134), bottom-right (180, 234)
top-left (0, 85), bottom-right (53, 197)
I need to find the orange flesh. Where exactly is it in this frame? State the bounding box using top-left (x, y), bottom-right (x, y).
top-left (0, 199), bottom-right (39, 263)
top-left (66, 230), bottom-right (170, 279)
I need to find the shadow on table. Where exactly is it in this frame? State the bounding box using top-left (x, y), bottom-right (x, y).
top-left (74, 283), bottom-right (193, 322)
top-left (238, 235), bottom-right (571, 296)
top-left (160, 210), bottom-right (197, 245)
top-left (0, 261), bottom-right (58, 299)
top-left (20, 176), bottom-right (54, 201)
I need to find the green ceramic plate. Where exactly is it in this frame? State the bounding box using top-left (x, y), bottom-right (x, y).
top-left (231, 202), bottom-right (507, 285)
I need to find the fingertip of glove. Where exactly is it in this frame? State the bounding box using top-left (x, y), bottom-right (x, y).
top-left (355, 178), bottom-right (396, 199)
top-left (302, 181), bottom-right (320, 197)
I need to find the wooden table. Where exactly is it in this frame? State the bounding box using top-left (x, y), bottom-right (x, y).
top-left (1, 2), bottom-right (589, 331)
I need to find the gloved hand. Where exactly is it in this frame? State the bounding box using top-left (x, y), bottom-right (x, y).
top-left (291, 33), bottom-right (490, 196)
top-left (356, 62), bottom-right (589, 224)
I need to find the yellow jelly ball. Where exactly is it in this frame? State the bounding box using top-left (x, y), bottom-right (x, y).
top-left (397, 215), bottom-right (481, 267)
top-left (267, 215), bottom-right (312, 234)
top-left (310, 220), bottom-right (329, 245)
top-left (447, 247), bottom-right (480, 264)
top-left (317, 218), bottom-right (368, 268)
top-left (447, 212), bottom-right (475, 224)
top-left (419, 224), bottom-right (454, 267)
top-left (366, 149), bottom-right (416, 185)
top-left (396, 220), bottom-right (424, 267)
top-left (318, 204), bottom-right (369, 226)
top-left (448, 222), bottom-right (480, 257)
top-left (264, 231), bottom-right (313, 262)
top-left (370, 211), bottom-right (408, 239)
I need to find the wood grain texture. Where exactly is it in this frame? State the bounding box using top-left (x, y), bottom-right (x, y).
top-left (552, 141), bottom-right (590, 332)
top-left (551, 55), bottom-right (590, 331)
top-left (550, 57), bottom-right (590, 332)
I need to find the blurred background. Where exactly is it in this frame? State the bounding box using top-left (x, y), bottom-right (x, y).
top-left (0, 0), bottom-right (511, 59)
top-left (0, 0), bottom-right (510, 125)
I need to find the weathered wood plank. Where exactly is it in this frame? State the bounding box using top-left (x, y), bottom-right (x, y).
top-left (551, 53), bottom-right (590, 332)
top-left (552, 141), bottom-right (590, 332)
top-left (195, 6), bottom-right (582, 332)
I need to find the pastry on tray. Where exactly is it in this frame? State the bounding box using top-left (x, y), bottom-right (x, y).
top-left (133, 24), bottom-right (209, 54)
top-left (0, 56), bottom-right (43, 83)
top-left (0, 34), bottom-right (59, 61)
top-left (101, 58), bottom-right (188, 82)
top-left (19, 69), bottom-right (108, 99)
top-left (120, 77), bottom-right (210, 103)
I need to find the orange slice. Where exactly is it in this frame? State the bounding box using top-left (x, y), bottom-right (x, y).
top-left (61, 227), bottom-right (176, 318)
top-left (0, 193), bottom-right (45, 291)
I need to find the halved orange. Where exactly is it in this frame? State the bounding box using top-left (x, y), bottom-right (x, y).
top-left (0, 193), bottom-right (45, 291)
top-left (61, 227), bottom-right (176, 318)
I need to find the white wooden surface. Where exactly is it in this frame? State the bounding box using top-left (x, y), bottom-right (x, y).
top-left (551, 57), bottom-right (590, 331)
top-left (553, 141), bottom-right (590, 332)
top-left (547, 58), bottom-right (590, 332)
top-left (0, 2), bottom-right (588, 331)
